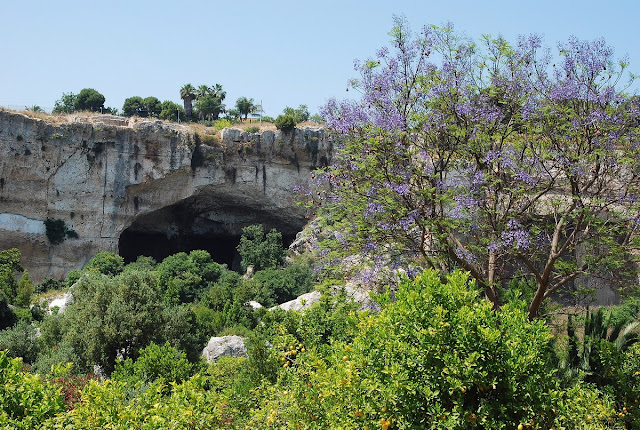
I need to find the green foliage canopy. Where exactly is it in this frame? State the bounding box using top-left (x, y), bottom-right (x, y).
top-left (0, 350), bottom-right (65, 428)
top-left (74, 88), bottom-right (105, 112)
top-left (52, 92), bottom-right (77, 114)
top-left (237, 225), bottom-right (285, 273)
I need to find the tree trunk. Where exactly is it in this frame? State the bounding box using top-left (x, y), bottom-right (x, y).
top-left (184, 99), bottom-right (193, 121)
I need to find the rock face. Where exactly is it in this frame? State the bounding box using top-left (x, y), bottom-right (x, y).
top-left (201, 335), bottom-right (247, 363)
top-left (0, 110), bottom-right (330, 280)
top-left (46, 291), bottom-right (73, 314)
top-left (272, 290), bottom-right (322, 311)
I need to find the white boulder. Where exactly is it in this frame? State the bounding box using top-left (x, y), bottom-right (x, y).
top-left (202, 335), bottom-right (247, 363)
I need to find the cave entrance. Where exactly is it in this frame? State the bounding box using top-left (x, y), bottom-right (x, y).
top-left (118, 195), bottom-right (303, 271)
top-left (118, 229), bottom-right (243, 269)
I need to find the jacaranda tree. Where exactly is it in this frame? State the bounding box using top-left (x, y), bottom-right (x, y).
top-left (313, 17), bottom-right (640, 318)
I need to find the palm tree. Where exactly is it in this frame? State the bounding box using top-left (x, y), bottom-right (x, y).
top-left (210, 84), bottom-right (226, 102)
top-left (195, 85), bottom-right (212, 120)
top-left (564, 307), bottom-right (639, 386)
top-left (180, 84), bottom-right (196, 121)
top-left (196, 85), bottom-right (211, 98)
top-left (235, 97), bottom-right (256, 120)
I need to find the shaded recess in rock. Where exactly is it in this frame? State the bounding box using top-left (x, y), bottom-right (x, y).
top-left (118, 194), bottom-right (301, 270)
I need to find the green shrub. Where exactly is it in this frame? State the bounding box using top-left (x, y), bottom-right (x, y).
top-left (192, 305), bottom-right (226, 338)
top-left (0, 350), bottom-right (65, 428)
top-left (247, 263), bottom-right (314, 307)
top-left (65, 270), bottom-right (82, 288)
top-left (259, 270), bottom-right (571, 429)
top-left (43, 219), bottom-right (61, 239)
top-left (246, 126), bottom-right (260, 133)
top-left (612, 343), bottom-right (640, 428)
top-left (158, 305), bottom-right (205, 363)
top-left (0, 248), bottom-right (22, 303)
top-left (83, 252), bottom-right (124, 277)
top-left (62, 270), bottom-right (164, 373)
top-left (296, 284), bottom-right (360, 347)
top-left (237, 225), bottom-right (285, 273)
top-left (0, 290), bottom-right (16, 330)
top-left (274, 113), bottom-right (296, 132)
top-left (46, 375), bottom-right (235, 429)
top-left (34, 339), bottom-right (83, 377)
top-left (112, 342), bottom-right (200, 386)
top-left (44, 218), bottom-right (77, 245)
top-left (122, 255), bottom-right (156, 273)
top-left (156, 252), bottom-right (215, 304)
top-left (15, 270), bottom-right (34, 307)
top-left (214, 119), bottom-right (232, 130)
top-left (0, 320), bottom-right (40, 364)
top-left (35, 277), bottom-right (62, 295)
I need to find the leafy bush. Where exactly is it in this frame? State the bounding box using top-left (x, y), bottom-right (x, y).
top-left (122, 255), bottom-right (156, 273)
top-left (274, 113), bottom-right (296, 132)
top-left (62, 270), bottom-right (164, 373)
top-left (0, 350), bottom-right (65, 428)
top-left (74, 88), bottom-right (105, 112)
top-left (112, 342), bottom-right (200, 386)
top-left (0, 290), bottom-right (16, 330)
top-left (246, 126), bottom-right (260, 133)
top-left (83, 252), bottom-right (124, 277)
top-left (237, 225), bottom-right (285, 273)
top-left (44, 218), bottom-right (77, 245)
top-left (565, 307), bottom-right (638, 388)
top-left (158, 305), bottom-right (205, 363)
top-left (258, 270), bottom-right (572, 429)
top-left (34, 339), bottom-right (82, 377)
top-left (192, 305), bottom-right (226, 338)
top-left (65, 270), bottom-right (82, 288)
top-left (246, 263), bottom-right (313, 307)
top-left (46, 375), bottom-right (235, 429)
top-left (15, 269), bottom-right (34, 307)
top-left (283, 105), bottom-right (309, 123)
top-left (609, 343), bottom-right (640, 428)
top-left (156, 251), bottom-right (218, 303)
top-left (0, 320), bottom-right (40, 364)
top-left (214, 118), bottom-right (232, 130)
top-left (36, 277), bottom-right (62, 295)
top-left (0, 248), bottom-right (22, 303)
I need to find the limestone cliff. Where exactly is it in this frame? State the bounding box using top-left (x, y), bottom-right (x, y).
top-left (0, 110), bottom-right (330, 280)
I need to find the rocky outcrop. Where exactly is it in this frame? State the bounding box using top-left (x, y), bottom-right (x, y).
top-left (46, 291), bottom-right (73, 314)
top-left (0, 110), bottom-right (330, 280)
top-left (201, 335), bottom-right (247, 363)
top-left (271, 290), bottom-right (322, 311)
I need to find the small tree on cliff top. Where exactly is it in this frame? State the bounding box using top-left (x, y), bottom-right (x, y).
top-left (312, 17), bottom-right (640, 318)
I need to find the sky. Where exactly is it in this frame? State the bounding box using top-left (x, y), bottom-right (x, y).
top-left (2, 0), bottom-right (639, 117)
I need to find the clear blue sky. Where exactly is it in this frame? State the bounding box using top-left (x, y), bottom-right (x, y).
top-left (2, 0), bottom-right (638, 117)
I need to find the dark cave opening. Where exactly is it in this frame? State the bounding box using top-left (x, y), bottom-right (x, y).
top-left (117, 196), bottom-right (303, 271)
top-left (118, 230), bottom-right (243, 269)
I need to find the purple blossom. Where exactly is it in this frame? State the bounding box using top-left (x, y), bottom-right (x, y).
top-left (388, 182), bottom-right (410, 196)
top-left (451, 194), bottom-right (478, 219)
top-left (501, 220), bottom-right (531, 250)
top-left (514, 170), bottom-right (536, 186)
top-left (455, 247), bottom-right (477, 265)
top-left (364, 202), bottom-right (385, 217)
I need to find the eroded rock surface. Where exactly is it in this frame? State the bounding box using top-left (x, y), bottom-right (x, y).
top-left (0, 110), bottom-right (329, 280)
top-left (201, 335), bottom-right (247, 363)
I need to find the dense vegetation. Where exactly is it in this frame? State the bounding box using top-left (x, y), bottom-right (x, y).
top-left (50, 84), bottom-right (318, 130)
top-left (4, 19), bottom-right (640, 429)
